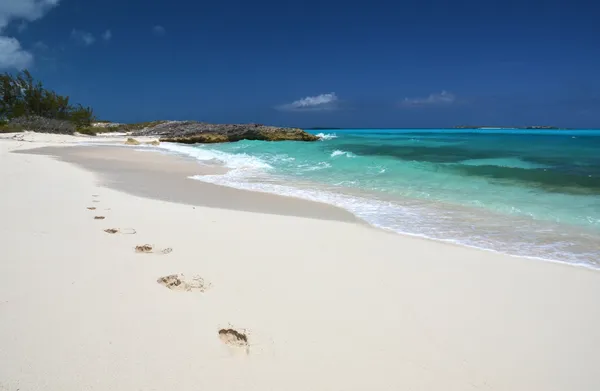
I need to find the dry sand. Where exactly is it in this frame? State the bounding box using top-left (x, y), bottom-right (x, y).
top-left (1, 132), bottom-right (600, 391)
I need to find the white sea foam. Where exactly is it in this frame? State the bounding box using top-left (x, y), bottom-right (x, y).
top-left (151, 141), bottom-right (599, 269)
top-left (158, 143), bottom-right (272, 171)
top-left (266, 154), bottom-right (296, 163)
top-left (330, 150), bottom-right (355, 158)
top-left (316, 133), bottom-right (338, 140)
top-left (188, 170), bottom-right (600, 269)
top-left (367, 165), bottom-right (387, 175)
top-left (301, 162), bottom-right (332, 171)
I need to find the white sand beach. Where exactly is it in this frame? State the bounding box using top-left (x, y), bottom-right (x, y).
top-left (1, 132), bottom-right (600, 391)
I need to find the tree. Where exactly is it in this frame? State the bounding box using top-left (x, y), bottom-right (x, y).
top-left (0, 70), bottom-right (95, 128)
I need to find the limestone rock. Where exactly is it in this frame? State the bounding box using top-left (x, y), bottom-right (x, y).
top-left (124, 137), bottom-right (141, 145)
top-left (133, 121), bottom-right (318, 144)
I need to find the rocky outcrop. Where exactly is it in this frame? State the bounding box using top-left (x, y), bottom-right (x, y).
top-left (133, 121), bottom-right (318, 143)
top-left (124, 137), bottom-right (141, 145)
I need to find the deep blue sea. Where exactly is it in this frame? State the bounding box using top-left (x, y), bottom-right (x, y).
top-left (159, 128), bottom-right (600, 268)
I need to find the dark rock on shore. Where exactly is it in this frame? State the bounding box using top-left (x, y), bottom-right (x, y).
top-left (133, 121), bottom-right (318, 143)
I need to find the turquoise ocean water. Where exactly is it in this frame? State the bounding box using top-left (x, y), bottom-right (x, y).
top-left (159, 129), bottom-right (600, 268)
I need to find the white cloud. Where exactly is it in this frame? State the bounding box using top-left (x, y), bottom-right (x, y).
top-left (0, 0), bottom-right (59, 30)
top-left (277, 92), bottom-right (339, 111)
top-left (0, 36), bottom-right (33, 69)
top-left (102, 29), bottom-right (112, 41)
top-left (401, 90), bottom-right (456, 107)
top-left (153, 25), bottom-right (166, 36)
top-left (0, 0), bottom-right (60, 69)
top-left (71, 29), bottom-right (95, 46)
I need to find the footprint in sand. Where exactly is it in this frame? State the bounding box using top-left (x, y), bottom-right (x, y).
top-left (104, 228), bottom-right (136, 234)
top-left (94, 216), bottom-right (105, 220)
top-left (135, 244), bottom-right (172, 254)
top-left (157, 274), bottom-right (211, 292)
top-left (219, 328), bottom-right (250, 352)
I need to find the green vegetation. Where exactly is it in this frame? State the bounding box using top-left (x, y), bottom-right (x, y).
top-left (0, 120), bottom-right (18, 133)
top-left (0, 70), bottom-right (95, 132)
top-left (0, 124), bottom-right (21, 133)
top-left (113, 121), bottom-right (167, 132)
top-left (76, 127), bottom-right (99, 136)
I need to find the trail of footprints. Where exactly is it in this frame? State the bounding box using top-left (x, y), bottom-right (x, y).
top-left (87, 194), bottom-right (249, 351)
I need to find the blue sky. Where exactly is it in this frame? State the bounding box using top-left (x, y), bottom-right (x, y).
top-left (0, 0), bottom-right (598, 128)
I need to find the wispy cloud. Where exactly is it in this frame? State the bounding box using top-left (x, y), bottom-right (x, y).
top-left (0, 37), bottom-right (33, 69)
top-left (0, 0), bottom-right (60, 69)
top-left (401, 90), bottom-right (456, 107)
top-left (277, 92), bottom-right (339, 111)
top-left (71, 29), bottom-right (95, 46)
top-left (153, 25), bottom-right (166, 36)
top-left (102, 29), bottom-right (112, 41)
top-left (17, 21), bottom-right (27, 33)
top-left (0, 0), bottom-right (60, 30)
top-left (32, 41), bottom-right (48, 51)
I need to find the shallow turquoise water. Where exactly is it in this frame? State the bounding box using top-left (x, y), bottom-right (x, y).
top-left (160, 129), bottom-right (600, 268)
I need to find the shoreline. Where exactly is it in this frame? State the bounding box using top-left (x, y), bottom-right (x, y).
top-left (146, 141), bottom-right (600, 269)
top-left (20, 145), bottom-right (360, 222)
top-left (7, 134), bottom-right (600, 274)
top-left (20, 142), bottom-right (600, 271)
top-left (2, 133), bottom-right (600, 390)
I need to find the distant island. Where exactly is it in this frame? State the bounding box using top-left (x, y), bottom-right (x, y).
top-left (305, 126), bottom-right (576, 130)
top-left (454, 125), bottom-right (569, 130)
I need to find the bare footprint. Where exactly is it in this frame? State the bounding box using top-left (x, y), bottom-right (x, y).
top-left (135, 244), bottom-right (152, 253)
top-left (104, 228), bottom-right (136, 234)
top-left (157, 274), bottom-right (210, 292)
top-left (87, 207), bottom-right (96, 210)
top-left (135, 244), bottom-right (172, 254)
top-left (219, 328), bottom-right (250, 351)
top-left (94, 216), bottom-right (105, 220)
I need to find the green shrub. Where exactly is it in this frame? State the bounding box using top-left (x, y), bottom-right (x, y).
top-left (76, 127), bottom-right (97, 136)
top-left (1, 70), bottom-right (96, 130)
top-left (0, 122), bottom-right (24, 133)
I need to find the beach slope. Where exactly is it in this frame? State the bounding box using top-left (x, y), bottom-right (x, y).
top-left (1, 133), bottom-right (599, 391)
